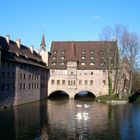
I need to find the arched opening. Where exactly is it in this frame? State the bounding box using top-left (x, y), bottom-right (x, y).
top-left (74, 91), bottom-right (96, 101)
top-left (48, 90), bottom-right (69, 100)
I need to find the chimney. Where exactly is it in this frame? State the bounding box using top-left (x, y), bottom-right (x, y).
top-left (6, 35), bottom-right (10, 44)
top-left (16, 38), bottom-right (21, 48)
top-left (30, 45), bottom-right (34, 53)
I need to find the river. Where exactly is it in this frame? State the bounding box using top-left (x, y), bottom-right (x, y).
top-left (0, 98), bottom-right (140, 140)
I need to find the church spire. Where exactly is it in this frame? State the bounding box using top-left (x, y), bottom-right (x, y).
top-left (40, 34), bottom-right (46, 50)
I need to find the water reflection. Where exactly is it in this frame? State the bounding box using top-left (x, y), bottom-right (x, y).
top-left (0, 99), bottom-right (140, 140)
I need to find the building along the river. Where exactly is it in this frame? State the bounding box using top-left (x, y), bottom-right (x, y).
top-left (0, 35), bottom-right (48, 108)
top-left (48, 41), bottom-right (118, 98)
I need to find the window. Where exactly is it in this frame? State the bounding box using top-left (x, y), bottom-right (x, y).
top-left (90, 51), bottom-right (94, 54)
top-left (23, 83), bottom-right (25, 90)
top-left (7, 62), bottom-right (10, 68)
top-left (100, 61), bottom-right (104, 66)
top-left (7, 72), bottom-right (10, 79)
top-left (73, 80), bottom-right (76, 85)
top-left (2, 61), bottom-right (6, 67)
top-left (20, 83), bottom-right (22, 90)
top-left (82, 51), bottom-right (85, 54)
top-left (90, 62), bottom-right (94, 66)
top-left (71, 72), bottom-right (74, 75)
top-left (103, 80), bottom-right (106, 85)
top-left (57, 80), bottom-right (60, 85)
top-left (90, 80), bottom-right (93, 85)
top-left (82, 56), bottom-right (85, 59)
top-left (62, 51), bottom-right (65, 54)
top-left (90, 72), bottom-right (93, 75)
top-left (51, 80), bottom-right (55, 85)
top-left (1, 83), bottom-right (5, 91)
top-left (2, 72), bottom-right (5, 79)
top-left (81, 62), bottom-right (86, 66)
top-left (79, 80), bottom-right (82, 85)
top-left (54, 51), bottom-right (57, 54)
top-left (61, 56), bottom-right (65, 60)
top-left (23, 74), bottom-right (26, 80)
top-left (6, 83), bottom-right (10, 90)
top-left (100, 50), bottom-right (104, 54)
top-left (12, 73), bottom-right (15, 79)
top-left (51, 62), bottom-right (56, 65)
top-left (90, 56), bottom-right (94, 59)
top-left (53, 56), bottom-right (56, 60)
top-left (68, 80), bottom-right (70, 85)
top-left (84, 80), bottom-right (88, 85)
top-left (62, 80), bottom-right (65, 85)
top-left (60, 62), bottom-right (65, 65)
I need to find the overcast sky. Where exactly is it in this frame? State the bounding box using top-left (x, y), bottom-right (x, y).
top-left (0, 0), bottom-right (140, 50)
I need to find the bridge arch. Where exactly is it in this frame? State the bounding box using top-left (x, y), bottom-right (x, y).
top-left (74, 90), bottom-right (96, 99)
top-left (48, 90), bottom-right (69, 99)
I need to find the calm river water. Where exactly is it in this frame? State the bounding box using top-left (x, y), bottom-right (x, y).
top-left (0, 98), bottom-right (140, 140)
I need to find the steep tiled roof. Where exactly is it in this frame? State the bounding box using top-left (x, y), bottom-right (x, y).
top-left (0, 36), bottom-right (47, 68)
top-left (40, 34), bottom-right (46, 49)
top-left (49, 41), bottom-right (118, 70)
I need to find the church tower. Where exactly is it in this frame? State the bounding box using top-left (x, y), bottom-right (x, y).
top-left (39, 34), bottom-right (48, 66)
top-left (40, 34), bottom-right (46, 51)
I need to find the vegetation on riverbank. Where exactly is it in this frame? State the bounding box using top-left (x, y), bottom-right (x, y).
top-left (96, 94), bottom-right (129, 103)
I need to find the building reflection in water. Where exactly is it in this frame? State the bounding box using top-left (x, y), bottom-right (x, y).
top-left (46, 100), bottom-right (109, 139)
top-left (1, 99), bottom-right (138, 140)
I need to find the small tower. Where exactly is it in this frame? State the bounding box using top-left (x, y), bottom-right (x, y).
top-left (40, 34), bottom-right (46, 51)
top-left (39, 34), bottom-right (48, 66)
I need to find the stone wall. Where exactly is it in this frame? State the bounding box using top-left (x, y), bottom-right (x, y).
top-left (0, 59), bottom-right (48, 108)
top-left (48, 69), bottom-right (110, 98)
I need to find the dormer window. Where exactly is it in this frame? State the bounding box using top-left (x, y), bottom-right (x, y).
top-left (100, 50), bottom-right (104, 55)
top-left (90, 51), bottom-right (94, 54)
top-left (82, 56), bottom-right (85, 60)
top-left (90, 62), bottom-right (94, 66)
top-left (82, 51), bottom-right (85, 54)
top-left (100, 61), bottom-right (104, 66)
top-left (61, 56), bottom-right (65, 60)
top-left (90, 56), bottom-right (94, 59)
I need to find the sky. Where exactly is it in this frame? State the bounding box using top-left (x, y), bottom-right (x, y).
top-left (0, 0), bottom-right (140, 51)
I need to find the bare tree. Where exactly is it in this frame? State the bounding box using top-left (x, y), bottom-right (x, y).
top-left (122, 30), bottom-right (140, 94)
top-left (99, 26), bottom-right (118, 96)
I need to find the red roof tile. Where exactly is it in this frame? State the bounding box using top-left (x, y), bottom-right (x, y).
top-left (49, 41), bottom-right (118, 70)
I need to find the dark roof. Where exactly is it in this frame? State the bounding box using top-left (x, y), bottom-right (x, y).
top-left (49, 41), bottom-right (118, 70)
top-left (0, 36), bottom-right (47, 68)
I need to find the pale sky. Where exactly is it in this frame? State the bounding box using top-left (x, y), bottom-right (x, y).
top-left (0, 0), bottom-right (140, 50)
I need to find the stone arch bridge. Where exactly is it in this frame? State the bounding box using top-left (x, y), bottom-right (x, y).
top-left (48, 85), bottom-right (107, 98)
